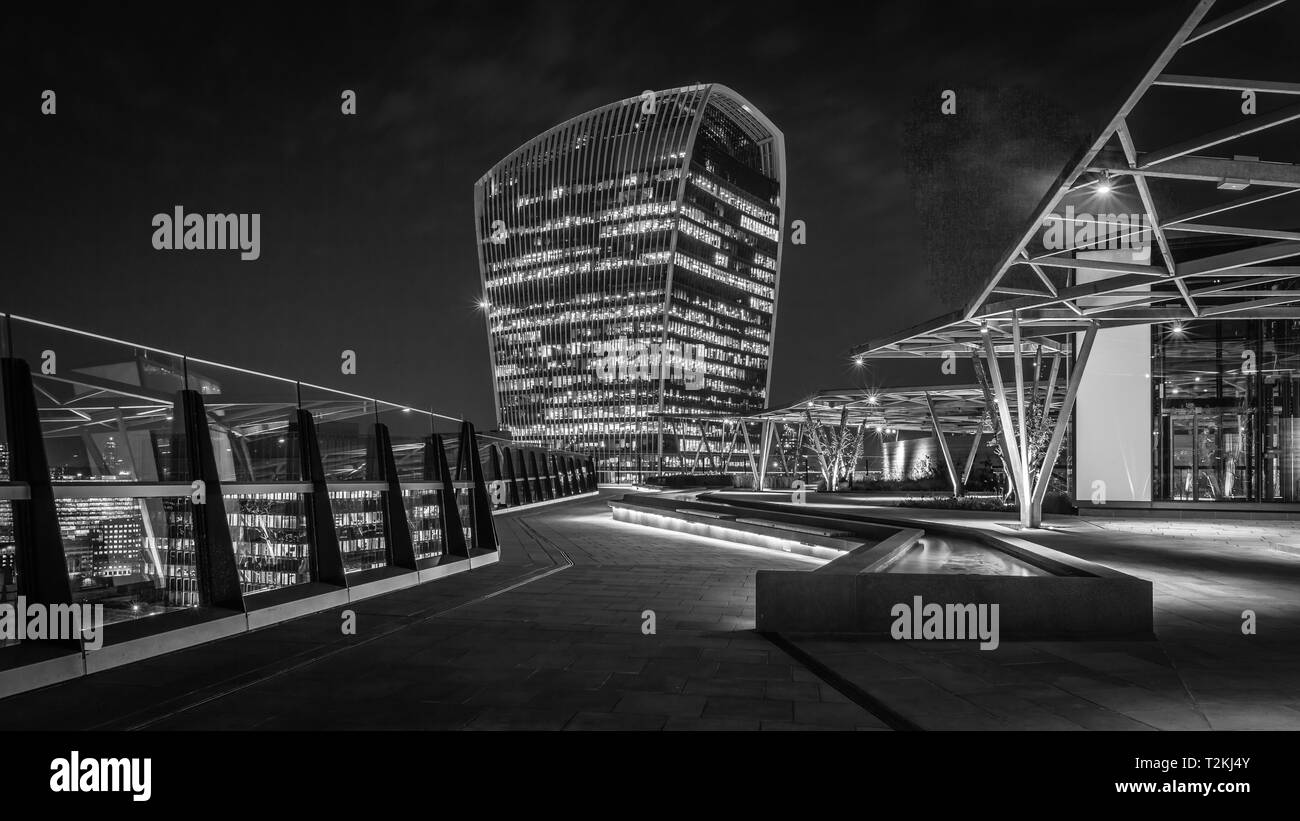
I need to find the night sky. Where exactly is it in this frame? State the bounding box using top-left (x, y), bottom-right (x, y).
top-left (1, 0), bottom-right (1208, 427)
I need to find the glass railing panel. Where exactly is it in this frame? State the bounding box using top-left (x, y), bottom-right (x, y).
top-left (377, 401), bottom-right (441, 481)
top-left (301, 386), bottom-right (375, 481)
top-left (330, 488), bottom-right (387, 572)
top-left (224, 491), bottom-right (311, 595)
top-left (401, 487), bottom-right (443, 561)
top-left (187, 359), bottom-right (302, 483)
top-left (9, 317), bottom-right (189, 483)
top-left (57, 493), bottom-right (198, 623)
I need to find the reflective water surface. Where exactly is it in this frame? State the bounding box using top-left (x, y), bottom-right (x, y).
top-left (875, 536), bottom-right (1048, 576)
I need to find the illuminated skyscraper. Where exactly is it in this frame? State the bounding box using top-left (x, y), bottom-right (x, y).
top-left (474, 84), bottom-right (785, 481)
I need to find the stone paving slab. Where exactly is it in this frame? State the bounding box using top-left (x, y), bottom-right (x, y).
top-left (11, 489), bottom-right (1292, 730)
top-left (0, 492), bottom-right (889, 731)
top-left (744, 494), bottom-right (1300, 731)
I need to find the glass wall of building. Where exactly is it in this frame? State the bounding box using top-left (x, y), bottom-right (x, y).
top-left (474, 85), bottom-right (784, 482)
top-left (1153, 319), bottom-right (1300, 503)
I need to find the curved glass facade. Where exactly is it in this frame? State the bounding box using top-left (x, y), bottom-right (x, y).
top-left (474, 85), bottom-right (785, 481)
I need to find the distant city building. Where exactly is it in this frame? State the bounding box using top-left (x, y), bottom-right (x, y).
top-left (58, 497), bottom-right (138, 578)
top-left (93, 516), bottom-right (142, 577)
top-left (474, 84), bottom-right (785, 481)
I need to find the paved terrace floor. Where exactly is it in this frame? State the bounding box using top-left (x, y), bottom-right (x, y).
top-left (719, 491), bottom-right (1300, 730)
top-left (5, 490), bottom-right (1296, 731)
top-left (0, 491), bottom-right (889, 731)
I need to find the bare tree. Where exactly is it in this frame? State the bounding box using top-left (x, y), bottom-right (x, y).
top-left (803, 409), bottom-right (866, 489)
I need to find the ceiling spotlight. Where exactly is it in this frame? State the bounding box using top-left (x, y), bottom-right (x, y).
top-left (853, 355), bottom-right (864, 366)
top-left (1170, 322), bottom-right (1185, 336)
top-left (1096, 170), bottom-right (1113, 195)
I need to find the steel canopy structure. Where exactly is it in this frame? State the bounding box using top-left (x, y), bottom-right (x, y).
top-left (843, 0), bottom-right (1300, 527)
top-left (746, 386), bottom-right (1003, 433)
top-left (856, 0), bottom-right (1300, 359)
top-left (739, 382), bottom-right (1059, 497)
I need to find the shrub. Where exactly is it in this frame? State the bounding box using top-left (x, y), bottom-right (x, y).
top-left (643, 473), bottom-right (734, 488)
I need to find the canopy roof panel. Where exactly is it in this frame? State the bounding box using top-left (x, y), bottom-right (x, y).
top-left (742, 383), bottom-right (1053, 435)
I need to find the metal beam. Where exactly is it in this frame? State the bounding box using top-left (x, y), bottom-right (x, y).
top-left (1021, 249), bottom-right (1059, 296)
top-left (1011, 312), bottom-right (1030, 515)
top-left (994, 286), bottom-right (1056, 297)
top-left (971, 350), bottom-right (1019, 501)
top-left (978, 272), bottom-right (1176, 318)
top-left (1030, 324), bottom-right (1098, 525)
top-left (1175, 240), bottom-right (1300, 276)
top-left (962, 430), bottom-right (983, 486)
top-left (1191, 274), bottom-right (1299, 294)
top-left (741, 421), bottom-right (760, 487)
top-left (980, 333), bottom-right (1027, 506)
top-left (1081, 292), bottom-right (1183, 317)
top-left (721, 422), bottom-right (738, 471)
top-left (1020, 256), bottom-right (1168, 277)
top-left (1163, 223), bottom-right (1300, 241)
top-left (1140, 100), bottom-right (1300, 168)
top-left (1165, 187), bottom-right (1300, 224)
top-left (925, 390), bottom-right (962, 497)
top-left (758, 420), bottom-right (774, 488)
top-left (1199, 293), bottom-right (1300, 316)
top-left (1090, 151), bottom-right (1300, 188)
top-left (1117, 119), bottom-right (1199, 316)
top-left (1153, 74), bottom-right (1300, 95)
top-left (1184, 0), bottom-right (1289, 45)
top-left (1015, 307), bottom-right (1300, 322)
